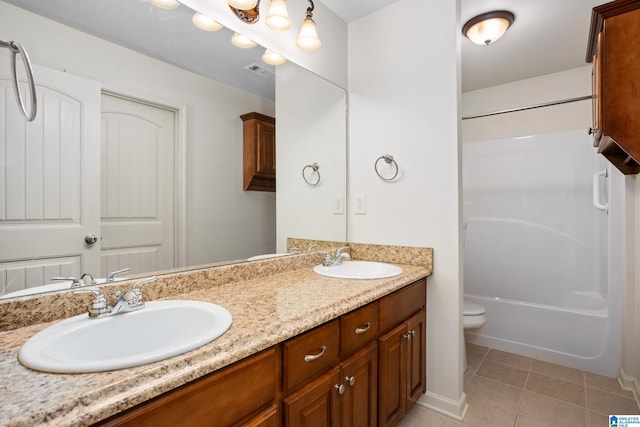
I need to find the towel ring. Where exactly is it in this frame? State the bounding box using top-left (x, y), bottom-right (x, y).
top-left (375, 154), bottom-right (399, 181)
top-left (302, 163), bottom-right (321, 186)
top-left (0, 40), bottom-right (37, 122)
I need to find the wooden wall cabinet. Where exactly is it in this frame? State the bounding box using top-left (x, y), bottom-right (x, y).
top-left (241, 112), bottom-right (276, 191)
top-left (587, 0), bottom-right (640, 174)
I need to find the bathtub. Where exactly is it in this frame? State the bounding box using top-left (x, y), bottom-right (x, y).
top-left (462, 131), bottom-right (621, 377)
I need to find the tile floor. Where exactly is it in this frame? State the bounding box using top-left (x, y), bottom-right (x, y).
top-left (399, 343), bottom-right (639, 427)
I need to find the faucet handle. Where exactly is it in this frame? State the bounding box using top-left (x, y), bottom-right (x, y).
top-left (80, 273), bottom-right (96, 285)
top-left (72, 288), bottom-right (112, 318)
top-left (106, 267), bottom-right (130, 282)
top-left (51, 277), bottom-right (83, 288)
top-left (335, 246), bottom-right (349, 255)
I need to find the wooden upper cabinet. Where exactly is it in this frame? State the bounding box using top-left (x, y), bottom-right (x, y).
top-left (587, 0), bottom-right (640, 174)
top-left (241, 112), bottom-right (276, 191)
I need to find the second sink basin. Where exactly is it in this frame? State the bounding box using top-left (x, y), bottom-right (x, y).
top-left (313, 260), bottom-right (403, 279)
top-left (18, 300), bottom-right (232, 373)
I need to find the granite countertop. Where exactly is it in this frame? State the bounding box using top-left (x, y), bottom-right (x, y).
top-left (0, 261), bottom-right (430, 427)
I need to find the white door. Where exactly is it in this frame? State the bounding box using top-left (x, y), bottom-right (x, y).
top-left (100, 93), bottom-right (175, 276)
top-left (0, 58), bottom-right (101, 296)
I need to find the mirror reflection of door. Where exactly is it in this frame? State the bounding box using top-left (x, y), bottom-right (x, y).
top-left (0, 59), bottom-right (100, 296)
top-left (100, 93), bottom-right (176, 277)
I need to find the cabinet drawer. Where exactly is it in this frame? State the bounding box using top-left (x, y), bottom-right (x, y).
top-left (340, 301), bottom-right (379, 357)
top-left (283, 320), bottom-right (340, 393)
top-left (379, 279), bottom-right (426, 333)
top-left (98, 347), bottom-right (279, 427)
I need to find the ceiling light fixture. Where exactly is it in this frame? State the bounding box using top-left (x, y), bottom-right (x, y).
top-left (462, 10), bottom-right (515, 46)
top-left (266, 0), bottom-right (292, 30)
top-left (296, 0), bottom-right (321, 51)
top-left (148, 0), bottom-right (180, 9)
top-left (192, 13), bottom-right (223, 31)
top-left (262, 49), bottom-right (287, 65)
top-left (231, 33), bottom-right (257, 48)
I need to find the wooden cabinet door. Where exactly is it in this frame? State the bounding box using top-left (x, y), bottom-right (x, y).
top-left (406, 310), bottom-right (426, 410)
top-left (377, 323), bottom-right (407, 427)
top-left (341, 342), bottom-right (377, 427)
top-left (284, 367), bottom-right (342, 427)
top-left (236, 404), bottom-right (279, 427)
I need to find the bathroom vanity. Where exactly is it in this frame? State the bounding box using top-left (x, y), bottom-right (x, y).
top-left (0, 244), bottom-right (432, 427)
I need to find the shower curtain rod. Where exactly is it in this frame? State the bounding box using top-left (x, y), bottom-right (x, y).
top-left (461, 95), bottom-right (593, 120)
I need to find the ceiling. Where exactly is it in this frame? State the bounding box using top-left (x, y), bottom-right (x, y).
top-left (3, 0), bottom-right (603, 94)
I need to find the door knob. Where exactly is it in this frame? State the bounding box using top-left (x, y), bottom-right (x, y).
top-left (84, 234), bottom-right (98, 244)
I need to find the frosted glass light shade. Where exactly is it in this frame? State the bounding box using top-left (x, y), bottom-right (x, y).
top-left (149, 0), bottom-right (180, 9)
top-left (262, 49), bottom-right (286, 65)
top-left (266, 0), bottom-right (291, 30)
top-left (228, 0), bottom-right (258, 10)
top-left (231, 33), bottom-right (257, 48)
top-left (193, 13), bottom-right (223, 31)
top-left (296, 16), bottom-right (321, 51)
top-left (463, 11), bottom-right (514, 45)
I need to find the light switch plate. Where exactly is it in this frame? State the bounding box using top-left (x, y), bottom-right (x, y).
top-left (354, 194), bottom-right (366, 215)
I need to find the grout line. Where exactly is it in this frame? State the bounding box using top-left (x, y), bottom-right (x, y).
top-left (511, 358), bottom-right (533, 427)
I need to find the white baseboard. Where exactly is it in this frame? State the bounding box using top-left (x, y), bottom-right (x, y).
top-left (618, 367), bottom-right (640, 410)
top-left (417, 391), bottom-right (468, 421)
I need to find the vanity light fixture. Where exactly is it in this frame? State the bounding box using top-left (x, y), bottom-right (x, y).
top-left (192, 12), bottom-right (223, 31)
top-left (148, 0), bottom-right (180, 9)
top-left (231, 32), bottom-right (257, 48)
top-left (296, 0), bottom-right (321, 51)
top-left (462, 10), bottom-right (515, 45)
top-left (228, 0), bottom-right (258, 10)
top-left (262, 49), bottom-right (287, 65)
top-left (266, 0), bottom-right (292, 30)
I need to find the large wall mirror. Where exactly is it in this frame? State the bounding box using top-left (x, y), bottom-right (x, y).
top-left (0, 0), bottom-right (347, 300)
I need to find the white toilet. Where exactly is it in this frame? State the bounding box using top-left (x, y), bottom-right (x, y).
top-left (463, 300), bottom-right (486, 371)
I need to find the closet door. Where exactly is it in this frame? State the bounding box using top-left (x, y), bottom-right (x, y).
top-left (0, 59), bottom-right (100, 297)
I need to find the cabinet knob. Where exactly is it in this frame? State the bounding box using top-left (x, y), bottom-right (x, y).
top-left (588, 127), bottom-right (598, 135)
top-left (345, 376), bottom-right (356, 386)
top-left (335, 384), bottom-right (345, 395)
top-left (403, 333), bottom-right (412, 341)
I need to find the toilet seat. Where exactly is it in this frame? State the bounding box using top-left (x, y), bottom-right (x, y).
top-left (463, 300), bottom-right (486, 329)
top-left (464, 301), bottom-right (485, 316)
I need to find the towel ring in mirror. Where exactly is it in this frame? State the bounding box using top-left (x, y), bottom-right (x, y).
top-left (375, 154), bottom-right (399, 181)
top-left (302, 163), bottom-right (321, 186)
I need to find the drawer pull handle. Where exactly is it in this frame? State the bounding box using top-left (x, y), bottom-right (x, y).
top-left (304, 345), bottom-right (326, 363)
top-left (355, 322), bottom-right (371, 335)
top-left (345, 375), bottom-right (356, 386)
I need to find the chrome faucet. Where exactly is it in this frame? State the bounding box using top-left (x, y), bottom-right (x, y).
top-left (320, 247), bottom-right (351, 267)
top-left (106, 267), bottom-right (130, 282)
top-left (110, 276), bottom-right (155, 315)
top-left (72, 276), bottom-right (156, 318)
top-left (80, 273), bottom-right (96, 285)
top-left (51, 277), bottom-right (84, 288)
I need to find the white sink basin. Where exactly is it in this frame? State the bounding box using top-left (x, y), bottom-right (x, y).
top-left (313, 261), bottom-right (403, 279)
top-left (18, 300), bottom-right (232, 373)
top-left (247, 253), bottom-right (288, 261)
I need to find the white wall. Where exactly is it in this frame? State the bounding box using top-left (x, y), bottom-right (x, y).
top-left (462, 66), bottom-right (592, 142)
top-left (620, 176), bottom-right (640, 404)
top-left (275, 62), bottom-right (347, 252)
top-left (348, 0), bottom-right (465, 418)
top-left (0, 1), bottom-right (276, 266)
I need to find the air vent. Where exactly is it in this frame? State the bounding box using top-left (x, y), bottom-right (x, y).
top-left (244, 63), bottom-right (274, 77)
